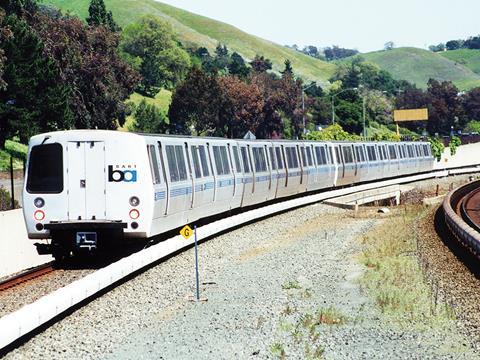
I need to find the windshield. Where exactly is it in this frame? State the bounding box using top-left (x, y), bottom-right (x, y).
top-left (26, 143), bottom-right (64, 193)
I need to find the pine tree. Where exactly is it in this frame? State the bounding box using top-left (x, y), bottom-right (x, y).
top-left (86, 0), bottom-right (120, 32)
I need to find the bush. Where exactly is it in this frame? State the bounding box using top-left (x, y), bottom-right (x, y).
top-left (428, 137), bottom-right (445, 161)
top-left (449, 136), bottom-right (461, 156)
top-left (0, 186), bottom-right (19, 211)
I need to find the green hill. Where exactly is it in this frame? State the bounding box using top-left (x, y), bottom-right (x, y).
top-left (43, 0), bottom-right (336, 86)
top-left (345, 47), bottom-right (480, 90)
top-left (439, 49), bottom-right (480, 75)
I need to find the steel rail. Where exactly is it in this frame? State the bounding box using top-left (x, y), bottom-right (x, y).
top-left (0, 263), bottom-right (55, 292)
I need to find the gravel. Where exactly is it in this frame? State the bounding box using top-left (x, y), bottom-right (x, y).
top-left (0, 268), bottom-right (94, 318)
top-left (5, 195), bottom-right (479, 359)
top-left (0, 173), bottom-right (480, 359)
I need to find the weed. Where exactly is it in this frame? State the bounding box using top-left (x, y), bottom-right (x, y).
top-left (281, 303), bottom-right (296, 316)
top-left (270, 342), bottom-right (286, 359)
top-left (282, 280), bottom-right (301, 290)
top-left (315, 307), bottom-right (347, 325)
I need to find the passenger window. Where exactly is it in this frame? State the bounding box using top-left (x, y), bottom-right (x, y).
top-left (232, 146), bottom-right (242, 173)
top-left (191, 145), bottom-right (202, 179)
top-left (342, 146), bottom-right (354, 163)
top-left (252, 147), bottom-right (267, 172)
top-left (213, 146), bottom-right (221, 174)
top-left (175, 146), bottom-right (187, 180)
top-left (220, 146), bottom-right (230, 174)
top-left (306, 147), bottom-right (313, 166)
top-left (300, 147), bottom-right (307, 166)
top-left (198, 145), bottom-right (210, 176)
top-left (147, 145), bottom-right (161, 184)
top-left (269, 147), bottom-right (277, 170)
top-left (166, 145), bottom-right (178, 182)
top-left (388, 145), bottom-right (397, 160)
top-left (275, 147), bottom-right (284, 169)
top-left (241, 147), bottom-right (251, 173)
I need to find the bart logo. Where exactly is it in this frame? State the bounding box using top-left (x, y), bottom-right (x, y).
top-left (108, 165), bottom-right (137, 182)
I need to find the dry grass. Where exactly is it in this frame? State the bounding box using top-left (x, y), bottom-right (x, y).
top-left (359, 205), bottom-right (455, 325)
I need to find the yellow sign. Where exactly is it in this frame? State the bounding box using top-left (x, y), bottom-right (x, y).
top-left (180, 225), bottom-right (193, 240)
top-left (394, 108), bottom-right (429, 122)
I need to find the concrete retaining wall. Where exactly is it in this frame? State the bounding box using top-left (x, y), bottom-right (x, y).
top-left (434, 142), bottom-right (480, 170)
top-left (0, 209), bottom-right (52, 278)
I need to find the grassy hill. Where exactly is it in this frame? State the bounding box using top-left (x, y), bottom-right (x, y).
top-left (439, 49), bottom-right (480, 75)
top-left (344, 47), bottom-right (480, 90)
top-left (43, 0), bottom-right (336, 86)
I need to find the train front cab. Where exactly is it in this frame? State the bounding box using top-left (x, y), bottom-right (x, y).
top-left (23, 131), bottom-right (155, 258)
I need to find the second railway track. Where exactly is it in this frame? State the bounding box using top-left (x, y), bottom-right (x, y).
top-left (443, 179), bottom-right (480, 256)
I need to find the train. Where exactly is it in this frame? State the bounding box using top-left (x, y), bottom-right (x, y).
top-left (22, 130), bottom-right (434, 259)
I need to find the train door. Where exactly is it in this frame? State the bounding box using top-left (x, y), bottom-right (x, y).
top-left (67, 141), bottom-right (106, 221)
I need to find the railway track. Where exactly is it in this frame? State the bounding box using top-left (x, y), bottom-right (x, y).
top-left (0, 263), bottom-right (55, 292)
top-left (443, 180), bottom-right (480, 256)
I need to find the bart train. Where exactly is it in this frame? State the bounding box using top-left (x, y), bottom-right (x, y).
top-left (22, 130), bottom-right (434, 259)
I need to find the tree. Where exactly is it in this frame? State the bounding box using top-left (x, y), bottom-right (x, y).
top-left (86, 0), bottom-right (120, 32)
top-left (131, 99), bottom-right (168, 133)
top-left (384, 41), bottom-right (395, 50)
top-left (426, 79), bottom-right (464, 135)
top-left (250, 55), bottom-right (272, 73)
top-left (0, 14), bottom-right (73, 147)
top-left (31, 12), bottom-right (140, 130)
top-left (464, 36), bottom-right (480, 49)
top-left (228, 52), bottom-right (249, 79)
top-left (0, 9), bottom-right (13, 90)
top-left (428, 43), bottom-right (445, 52)
top-left (324, 46), bottom-right (359, 61)
top-left (168, 67), bottom-right (223, 135)
top-left (302, 45), bottom-right (319, 58)
top-left (281, 59), bottom-right (293, 77)
top-left (218, 76), bottom-right (264, 138)
top-left (446, 39), bottom-right (464, 50)
top-left (464, 87), bottom-right (480, 121)
top-left (120, 15), bottom-right (191, 95)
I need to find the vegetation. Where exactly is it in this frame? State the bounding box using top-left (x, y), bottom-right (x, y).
top-left (43, 0), bottom-right (337, 85)
top-left (120, 15), bottom-right (190, 96)
top-left (343, 47), bottom-right (480, 90)
top-left (0, 0), bottom-right (139, 148)
top-left (428, 138), bottom-right (445, 161)
top-left (360, 206), bottom-right (454, 324)
top-left (449, 136), bottom-right (461, 156)
top-left (0, 186), bottom-right (19, 211)
top-left (440, 49), bottom-right (480, 75)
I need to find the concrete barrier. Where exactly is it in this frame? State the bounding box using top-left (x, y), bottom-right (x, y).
top-left (434, 142), bottom-right (480, 170)
top-left (0, 209), bottom-right (52, 279)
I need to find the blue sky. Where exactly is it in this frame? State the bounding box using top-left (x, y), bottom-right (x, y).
top-left (157, 0), bottom-right (480, 52)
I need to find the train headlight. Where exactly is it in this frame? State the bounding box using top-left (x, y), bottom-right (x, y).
top-left (34, 210), bottom-right (45, 221)
top-left (34, 197), bottom-right (45, 208)
top-left (129, 209), bottom-right (140, 219)
top-left (129, 196), bottom-right (140, 207)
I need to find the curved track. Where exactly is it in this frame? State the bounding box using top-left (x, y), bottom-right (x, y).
top-left (443, 180), bottom-right (480, 256)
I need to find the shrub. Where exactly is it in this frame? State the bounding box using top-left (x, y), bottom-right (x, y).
top-left (0, 186), bottom-right (19, 211)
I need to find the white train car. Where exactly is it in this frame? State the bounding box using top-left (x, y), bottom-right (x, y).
top-left (23, 130), bottom-right (434, 260)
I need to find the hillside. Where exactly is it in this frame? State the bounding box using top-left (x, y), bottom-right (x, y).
top-left (344, 47), bottom-right (480, 90)
top-left (439, 49), bottom-right (480, 75)
top-left (43, 0), bottom-right (336, 85)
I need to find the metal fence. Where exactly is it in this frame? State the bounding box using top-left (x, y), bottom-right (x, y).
top-left (0, 156), bottom-right (25, 211)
